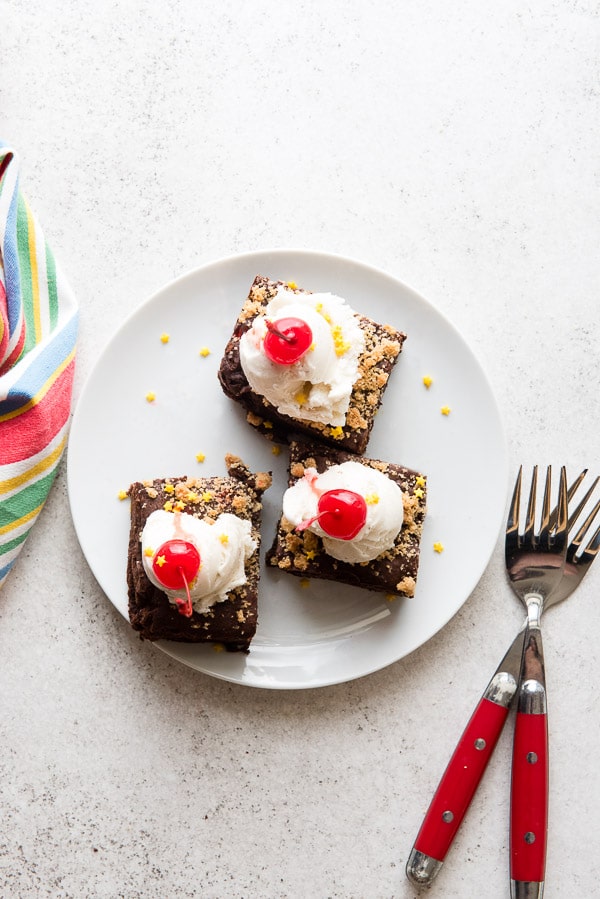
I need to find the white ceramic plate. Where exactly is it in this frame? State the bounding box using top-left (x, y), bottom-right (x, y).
top-left (68, 249), bottom-right (507, 689)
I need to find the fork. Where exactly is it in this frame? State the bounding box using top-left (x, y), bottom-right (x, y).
top-left (506, 466), bottom-right (569, 898)
top-left (509, 469), bottom-right (599, 899)
top-left (406, 465), bottom-right (569, 888)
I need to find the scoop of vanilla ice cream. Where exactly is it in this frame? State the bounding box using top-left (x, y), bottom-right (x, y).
top-left (239, 287), bottom-right (365, 427)
top-left (141, 510), bottom-right (256, 613)
top-left (282, 461), bottom-right (404, 564)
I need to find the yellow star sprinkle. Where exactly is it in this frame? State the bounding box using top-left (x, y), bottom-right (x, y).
top-left (196, 452), bottom-right (206, 463)
top-left (263, 421), bottom-right (273, 429)
top-left (271, 445), bottom-right (281, 456)
top-left (299, 578), bottom-right (311, 588)
top-left (305, 549), bottom-right (316, 560)
top-left (287, 281), bottom-right (298, 290)
top-left (219, 533), bottom-right (229, 544)
top-left (423, 375), bottom-right (433, 388)
top-left (164, 484), bottom-right (175, 494)
top-left (160, 333), bottom-right (170, 344)
top-left (329, 426), bottom-right (344, 440)
top-left (414, 488), bottom-right (424, 499)
top-left (145, 391), bottom-right (156, 403)
top-left (385, 593), bottom-right (398, 602)
top-left (294, 390), bottom-right (308, 406)
top-left (365, 493), bottom-right (379, 505)
top-left (415, 475), bottom-right (426, 487)
top-left (202, 491), bottom-right (213, 502)
top-left (441, 406), bottom-right (451, 416)
top-left (155, 554), bottom-right (166, 567)
top-left (186, 491), bottom-right (200, 503)
top-left (144, 547), bottom-right (154, 557)
top-left (199, 347), bottom-right (211, 358)
top-left (163, 501), bottom-right (174, 512)
top-left (212, 643), bottom-right (225, 653)
top-left (174, 500), bottom-right (186, 511)
top-left (433, 542), bottom-right (444, 554)
top-left (117, 490), bottom-right (128, 501)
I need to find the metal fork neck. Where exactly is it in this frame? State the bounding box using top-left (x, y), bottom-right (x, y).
top-left (518, 610), bottom-right (547, 715)
top-left (523, 592), bottom-right (544, 626)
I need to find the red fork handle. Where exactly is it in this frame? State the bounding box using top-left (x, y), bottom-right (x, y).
top-left (510, 625), bottom-right (548, 899)
top-left (406, 697), bottom-right (510, 885)
top-left (510, 709), bottom-right (548, 883)
top-left (406, 629), bottom-right (524, 886)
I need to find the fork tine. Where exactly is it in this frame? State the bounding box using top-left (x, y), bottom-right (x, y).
top-left (523, 465), bottom-right (538, 545)
top-left (567, 476), bottom-right (600, 533)
top-left (548, 469), bottom-right (589, 530)
top-left (538, 465), bottom-right (553, 542)
top-left (505, 465), bottom-right (523, 554)
top-left (553, 466), bottom-right (569, 552)
top-left (582, 521), bottom-right (600, 560)
top-left (569, 496), bottom-right (600, 559)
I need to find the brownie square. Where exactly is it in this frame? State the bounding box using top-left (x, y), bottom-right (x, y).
top-left (267, 439), bottom-right (426, 597)
top-left (126, 455), bottom-right (271, 652)
top-left (218, 275), bottom-right (406, 455)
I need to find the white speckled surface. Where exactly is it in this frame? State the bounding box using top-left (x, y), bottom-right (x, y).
top-left (2, 1), bottom-right (600, 896)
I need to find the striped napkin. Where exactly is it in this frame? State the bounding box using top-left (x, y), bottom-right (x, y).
top-left (0, 146), bottom-right (78, 587)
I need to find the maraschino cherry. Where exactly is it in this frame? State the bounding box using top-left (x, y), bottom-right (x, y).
top-left (152, 539), bottom-right (201, 617)
top-left (297, 488), bottom-right (367, 540)
top-left (263, 317), bottom-right (312, 365)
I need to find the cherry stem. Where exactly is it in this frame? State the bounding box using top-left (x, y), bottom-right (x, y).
top-left (175, 567), bottom-right (193, 617)
top-left (296, 508), bottom-right (339, 532)
top-left (265, 319), bottom-right (295, 343)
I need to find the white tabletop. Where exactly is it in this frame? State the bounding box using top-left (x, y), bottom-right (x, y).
top-left (3, 2), bottom-right (600, 896)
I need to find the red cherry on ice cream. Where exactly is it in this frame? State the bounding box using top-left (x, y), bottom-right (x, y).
top-left (316, 489), bottom-right (367, 540)
top-left (152, 539), bottom-right (201, 590)
top-left (263, 317), bottom-right (313, 365)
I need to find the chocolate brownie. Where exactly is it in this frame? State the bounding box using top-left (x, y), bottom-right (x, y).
top-left (217, 275), bottom-right (406, 455)
top-left (126, 455), bottom-right (271, 652)
top-left (267, 439), bottom-right (426, 597)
